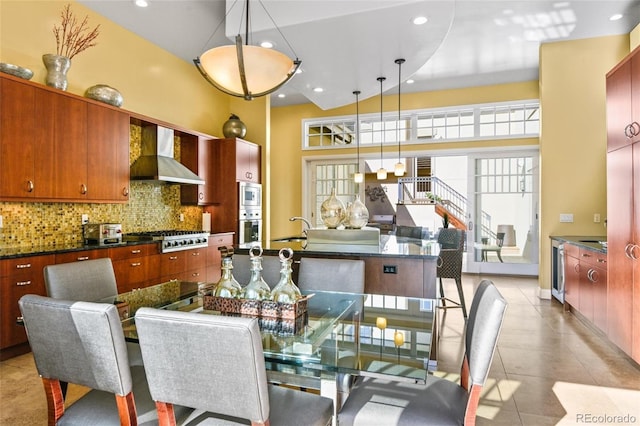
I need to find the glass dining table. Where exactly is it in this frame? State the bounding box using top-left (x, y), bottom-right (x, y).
top-left (114, 279), bottom-right (436, 407)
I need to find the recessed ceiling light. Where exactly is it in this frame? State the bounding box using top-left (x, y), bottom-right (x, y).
top-left (277, 93), bottom-right (286, 98)
top-left (553, 2), bottom-right (570, 8)
top-left (313, 87), bottom-right (323, 93)
top-left (610, 13), bottom-right (623, 21)
top-left (406, 79), bottom-right (414, 84)
top-left (134, 0), bottom-right (148, 7)
top-left (260, 41), bottom-right (273, 48)
top-left (412, 16), bottom-right (428, 25)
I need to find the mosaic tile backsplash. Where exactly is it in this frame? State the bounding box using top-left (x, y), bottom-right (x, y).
top-left (0, 124), bottom-right (204, 248)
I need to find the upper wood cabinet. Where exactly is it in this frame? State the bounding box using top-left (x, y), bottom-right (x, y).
top-left (0, 74), bottom-right (130, 203)
top-left (606, 50), bottom-right (640, 152)
top-left (234, 138), bottom-right (260, 183)
top-left (180, 134), bottom-right (216, 205)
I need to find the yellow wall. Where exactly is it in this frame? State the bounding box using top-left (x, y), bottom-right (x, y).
top-left (0, 0), bottom-right (229, 135)
top-left (270, 81), bottom-right (539, 239)
top-left (538, 34), bottom-right (629, 292)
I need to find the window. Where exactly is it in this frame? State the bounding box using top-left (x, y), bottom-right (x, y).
top-left (303, 100), bottom-right (539, 149)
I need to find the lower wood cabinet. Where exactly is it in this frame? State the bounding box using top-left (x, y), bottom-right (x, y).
top-left (563, 243), bottom-right (608, 334)
top-left (207, 233), bottom-right (234, 283)
top-left (0, 255), bottom-right (54, 356)
top-left (109, 244), bottom-right (160, 292)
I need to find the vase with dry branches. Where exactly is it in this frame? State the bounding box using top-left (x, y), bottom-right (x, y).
top-left (43, 3), bottom-right (100, 90)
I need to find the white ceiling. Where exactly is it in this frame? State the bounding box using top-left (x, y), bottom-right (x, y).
top-left (79, 0), bottom-right (640, 110)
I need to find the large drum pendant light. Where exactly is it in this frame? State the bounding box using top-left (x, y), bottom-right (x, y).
top-left (194, 0), bottom-right (301, 100)
top-left (394, 58), bottom-right (406, 176)
top-left (353, 90), bottom-right (364, 183)
top-left (377, 77), bottom-right (387, 180)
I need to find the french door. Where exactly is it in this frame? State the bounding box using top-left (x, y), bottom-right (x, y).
top-left (465, 150), bottom-right (539, 275)
top-left (306, 160), bottom-right (359, 227)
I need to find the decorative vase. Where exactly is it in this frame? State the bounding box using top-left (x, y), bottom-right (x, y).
top-left (222, 114), bottom-right (247, 138)
top-left (346, 194), bottom-right (370, 229)
top-left (321, 188), bottom-right (346, 229)
top-left (270, 248), bottom-right (301, 303)
top-left (42, 54), bottom-right (71, 91)
top-left (84, 84), bottom-right (124, 107)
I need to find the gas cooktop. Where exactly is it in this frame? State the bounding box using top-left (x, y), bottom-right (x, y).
top-left (123, 230), bottom-right (209, 253)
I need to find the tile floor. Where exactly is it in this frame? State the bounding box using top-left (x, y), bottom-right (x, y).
top-left (1, 274), bottom-right (639, 425)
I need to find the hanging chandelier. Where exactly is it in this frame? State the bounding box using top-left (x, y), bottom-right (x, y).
top-left (377, 76), bottom-right (387, 180)
top-left (194, 0), bottom-right (302, 100)
top-left (353, 90), bottom-right (364, 183)
top-left (394, 58), bottom-right (406, 177)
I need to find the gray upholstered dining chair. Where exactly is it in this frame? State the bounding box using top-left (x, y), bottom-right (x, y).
top-left (232, 253), bottom-right (282, 286)
top-left (338, 279), bottom-right (507, 426)
top-left (44, 258), bottom-right (118, 302)
top-left (17, 294), bottom-right (178, 426)
top-left (43, 258), bottom-right (144, 366)
top-left (134, 308), bottom-right (334, 426)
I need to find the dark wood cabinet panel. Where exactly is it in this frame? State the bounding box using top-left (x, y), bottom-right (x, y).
top-left (180, 135), bottom-right (216, 205)
top-left (54, 249), bottom-right (108, 264)
top-left (0, 255), bottom-right (54, 350)
top-left (0, 78), bottom-right (36, 199)
top-left (207, 233), bottom-right (234, 283)
top-left (235, 139), bottom-right (260, 183)
top-left (606, 48), bottom-right (640, 362)
top-left (87, 104), bottom-right (130, 202)
top-left (0, 74), bottom-right (129, 203)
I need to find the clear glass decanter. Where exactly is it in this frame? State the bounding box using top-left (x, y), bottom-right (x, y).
top-left (214, 255), bottom-right (241, 298)
top-left (242, 246), bottom-right (271, 300)
top-left (346, 194), bottom-right (370, 229)
top-left (321, 187), bottom-right (345, 229)
top-left (270, 248), bottom-right (302, 303)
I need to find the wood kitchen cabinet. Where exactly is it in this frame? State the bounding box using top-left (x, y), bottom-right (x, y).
top-left (206, 233), bottom-right (234, 283)
top-left (606, 46), bottom-right (640, 362)
top-left (109, 244), bottom-right (160, 292)
top-left (87, 103), bottom-right (130, 202)
top-left (54, 248), bottom-right (109, 264)
top-left (578, 248), bottom-right (608, 332)
top-left (234, 138), bottom-right (260, 183)
top-left (0, 74), bottom-right (130, 203)
top-left (0, 254), bottom-right (54, 359)
top-left (0, 77), bottom-right (37, 199)
top-left (563, 243), bottom-right (580, 309)
top-left (180, 134), bottom-right (217, 205)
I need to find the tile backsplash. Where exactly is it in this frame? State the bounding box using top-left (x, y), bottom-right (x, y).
top-left (0, 124), bottom-right (203, 248)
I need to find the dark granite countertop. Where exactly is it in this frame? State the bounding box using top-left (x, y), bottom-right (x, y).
top-left (237, 234), bottom-right (441, 259)
top-left (550, 235), bottom-right (607, 253)
top-left (0, 240), bottom-right (156, 260)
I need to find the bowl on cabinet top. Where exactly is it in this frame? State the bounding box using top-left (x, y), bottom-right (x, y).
top-left (0, 62), bottom-right (33, 80)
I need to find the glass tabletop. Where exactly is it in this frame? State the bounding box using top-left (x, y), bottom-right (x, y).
top-left (115, 280), bottom-right (435, 384)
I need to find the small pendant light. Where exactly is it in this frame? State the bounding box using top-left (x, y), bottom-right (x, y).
top-left (353, 90), bottom-right (364, 183)
top-left (394, 58), bottom-right (406, 177)
top-left (377, 76), bottom-right (387, 180)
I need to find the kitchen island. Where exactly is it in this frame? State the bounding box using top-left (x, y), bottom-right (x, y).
top-left (237, 234), bottom-right (440, 299)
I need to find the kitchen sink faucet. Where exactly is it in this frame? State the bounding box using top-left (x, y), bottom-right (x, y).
top-left (289, 217), bottom-right (312, 235)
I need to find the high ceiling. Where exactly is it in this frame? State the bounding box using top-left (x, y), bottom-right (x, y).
top-left (79, 0), bottom-right (640, 110)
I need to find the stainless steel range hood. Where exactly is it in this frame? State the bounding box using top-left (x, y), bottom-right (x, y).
top-left (130, 124), bottom-right (204, 185)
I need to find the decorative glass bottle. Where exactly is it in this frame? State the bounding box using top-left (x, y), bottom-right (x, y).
top-left (242, 246), bottom-right (271, 300)
top-left (321, 187), bottom-right (345, 229)
top-left (214, 256), bottom-right (241, 298)
top-left (270, 248), bottom-right (301, 303)
top-left (346, 194), bottom-right (370, 229)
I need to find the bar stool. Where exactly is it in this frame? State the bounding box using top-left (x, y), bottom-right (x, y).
top-left (437, 228), bottom-right (467, 319)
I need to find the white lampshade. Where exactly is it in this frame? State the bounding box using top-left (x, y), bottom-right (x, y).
top-left (394, 162), bottom-right (405, 176)
top-left (354, 172), bottom-right (364, 183)
top-left (377, 167), bottom-right (387, 180)
top-left (196, 36), bottom-right (301, 100)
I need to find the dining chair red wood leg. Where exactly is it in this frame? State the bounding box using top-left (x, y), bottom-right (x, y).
top-left (155, 402), bottom-right (177, 426)
top-left (42, 378), bottom-right (65, 426)
top-left (116, 392), bottom-right (138, 426)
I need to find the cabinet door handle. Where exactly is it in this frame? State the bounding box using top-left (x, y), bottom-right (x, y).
top-left (192, 252), bottom-right (200, 256)
top-left (191, 272), bottom-right (200, 277)
top-left (122, 187), bottom-right (129, 196)
top-left (629, 244), bottom-right (640, 260)
top-left (130, 262), bottom-right (141, 267)
top-left (199, 192), bottom-right (204, 200)
top-left (16, 263), bottom-right (32, 269)
top-left (625, 124), bottom-right (633, 138)
top-left (26, 180), bottom-right (34, 193)
top-left (631, 122), bottom-right (640, 137)
top-left (77, 256), bottom-right (90, 261)
top-left (131, 249), bottom-right (141, 254)
top-left (169, 256), bottom-right (178, 261)
top-left (597, 258), bottom-right (606, 264)
top-left (574, 263), bottom-right (579, 273)
top-left (16, 280), bottom-right (32, 286)
top-left (80, 184), bottom-right (87, 195)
